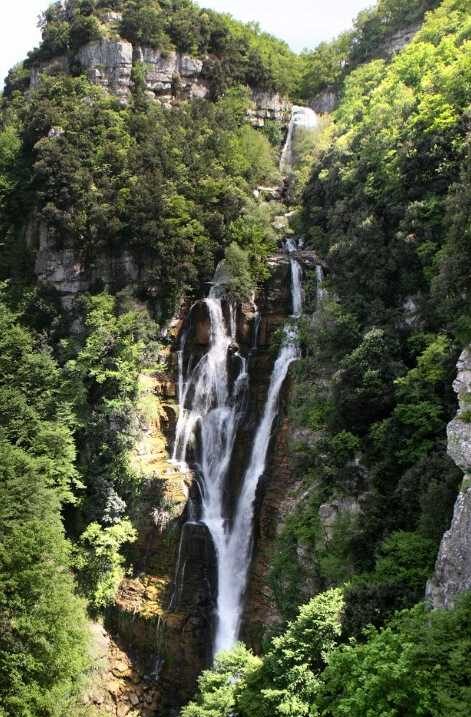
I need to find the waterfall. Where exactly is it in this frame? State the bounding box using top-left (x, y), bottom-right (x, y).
top-left (171, 245), bottom-right (303, 655)
top-left (316, 264), bottom-right (326, 307)
top-left (213, 246), bottom-right (303, 655)
top-left (172, 299), bottom-right (233, 468)
top-left (285, 238), bottom-right (303, 318)
top-left (280, 105), bottom-right (319, 174)
top-left (213, 331), bottom-right (299, 654)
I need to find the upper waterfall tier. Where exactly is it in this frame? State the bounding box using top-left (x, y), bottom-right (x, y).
top-left (280, 105), bottom-right (319, 174)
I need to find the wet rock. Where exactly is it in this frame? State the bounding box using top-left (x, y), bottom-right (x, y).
top-left (311, 87), bottom-right (338, 114)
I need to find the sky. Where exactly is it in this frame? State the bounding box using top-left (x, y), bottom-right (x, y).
top-left (0, 0), bottom-right (373, 84)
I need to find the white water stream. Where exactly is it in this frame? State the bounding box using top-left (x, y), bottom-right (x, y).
top-left (214, 330), bottom-right (299, 653)
top-left (280, 105), bottom-right (319, 174)
top-left (171, 255), bottom-right (303, 655)
top-left (171, 105), bottom-right (316, 656)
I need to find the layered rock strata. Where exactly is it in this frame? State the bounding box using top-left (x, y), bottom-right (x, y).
top-left (29, 37), bottom-right (290, 122)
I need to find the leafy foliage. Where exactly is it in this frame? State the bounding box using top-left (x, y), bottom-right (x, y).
top-left (184, 594), bottom-right (471, 717)
top-left (75, 519), bottom-right (137, 609)
top-left (0, 298), bottom-right (89, 716)
top-left (298, 0), bottom-right (441, 99)
top-left (26, 0), bottom-right (299, 97)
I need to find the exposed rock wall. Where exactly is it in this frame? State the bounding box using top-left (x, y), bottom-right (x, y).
top-left (80, 623), bottom-right (161, 716)
top-left (382, 22), bottom-right (421, 58)
top-left (98, 364), bottom-right (216, 713)
top-left (78, 39), bottom-right (133, 102)
top-left (29, 37), bottom-right (290, 122)
top-left (242, 409), bottom-right (303, 648)
top-left (427, 347), bottom-right (471, 608)
top-left (30, 220), bottom-right (140, 310)
top-left (311, 88), bottom-right (338, 115)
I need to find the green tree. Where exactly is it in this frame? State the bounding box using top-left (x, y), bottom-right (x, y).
top-left (75, 518), bottom-right (137, 609)
top-left (182, 644), bottom-right (262, 717)
top-left (0, 298), bottom-right (89, 716)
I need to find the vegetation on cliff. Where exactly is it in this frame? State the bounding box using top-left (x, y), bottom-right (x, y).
top-left (274, 0), bottom-right (471, 624)
top-left (21, 0), bottom-right (299, 98)
top-left (0, 2), bottom-right (284, 710)
top-left (185, 592), bottom-right (471, 716)
top-left (298, 0), bottom-right (441, 100)
top-left (1, 0), bottom-right (471, 713)
top-left (185, 0), bottom-right (471, 714)
top-left (0, 297), bottom-right (90, 716)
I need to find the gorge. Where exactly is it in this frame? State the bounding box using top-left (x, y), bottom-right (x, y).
top-left (1, 1), bottom-right (471, 717)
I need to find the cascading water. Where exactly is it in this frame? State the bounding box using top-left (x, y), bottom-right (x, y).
top-left (171, 295), bottom-right (249, 630)
top-left (316, 264), bottom-right (326, 307)
top-left (171, 252), bottom-right (303, 656)
top-left (285, 238), bottom-right (303, 317)
top-left (171, 105), bottom-right (317, 656)
top-left (214, 332), bottom-right (299, 654)
top-left (280, 105), bottom-right (319, 174)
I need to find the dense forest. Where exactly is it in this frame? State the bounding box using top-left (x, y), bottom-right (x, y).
top-left (0, 0), bottom-right (471, 715)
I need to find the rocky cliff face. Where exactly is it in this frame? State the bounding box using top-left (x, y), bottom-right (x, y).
top-left (29, 22), bottom-right (290, 124)
top-left (427, 347), bottom-right (471, 608)
top-left (31, 219), bottom-right (141, 310)
top-left (382, 22), bottom-right (421, 58)
top-left (311, 88), bottom-right (338, 115)
top-left (79, 254), bottom-right (303, 712)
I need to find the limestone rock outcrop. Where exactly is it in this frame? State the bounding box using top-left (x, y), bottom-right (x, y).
top-left (427, 347), bottom-right (471, 608)
top-left (135, 46), bottom-right (207, 101)
top-left (78, 39), bottom-right (133, 102)
top-left (29, 36), bottom-right (290, 122)
top-left (30, 55), bottom-right (69, 88)
top-left (383, 23), bottom-right (421, 58)
top-left (31, 221), bottom-right (139, 310)
top-left (248, 90), bottom-right (291, 125)
top-left (311, 87), bottom-right (338, 114)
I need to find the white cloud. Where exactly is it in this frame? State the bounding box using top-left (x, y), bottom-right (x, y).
top-left (0, 0), bottom-right (372, 86)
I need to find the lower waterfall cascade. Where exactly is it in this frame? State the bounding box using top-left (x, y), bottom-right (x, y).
top-left (170, 239), bottom-right (306, 657)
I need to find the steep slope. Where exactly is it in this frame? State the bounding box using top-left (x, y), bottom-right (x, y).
top-left (183, 1), bottom-right (471, 714)
top-left (2, 0), bottom-right (471, 716)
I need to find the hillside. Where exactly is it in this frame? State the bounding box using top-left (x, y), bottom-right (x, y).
top-left (0, 1), bottom-right (471, 716)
